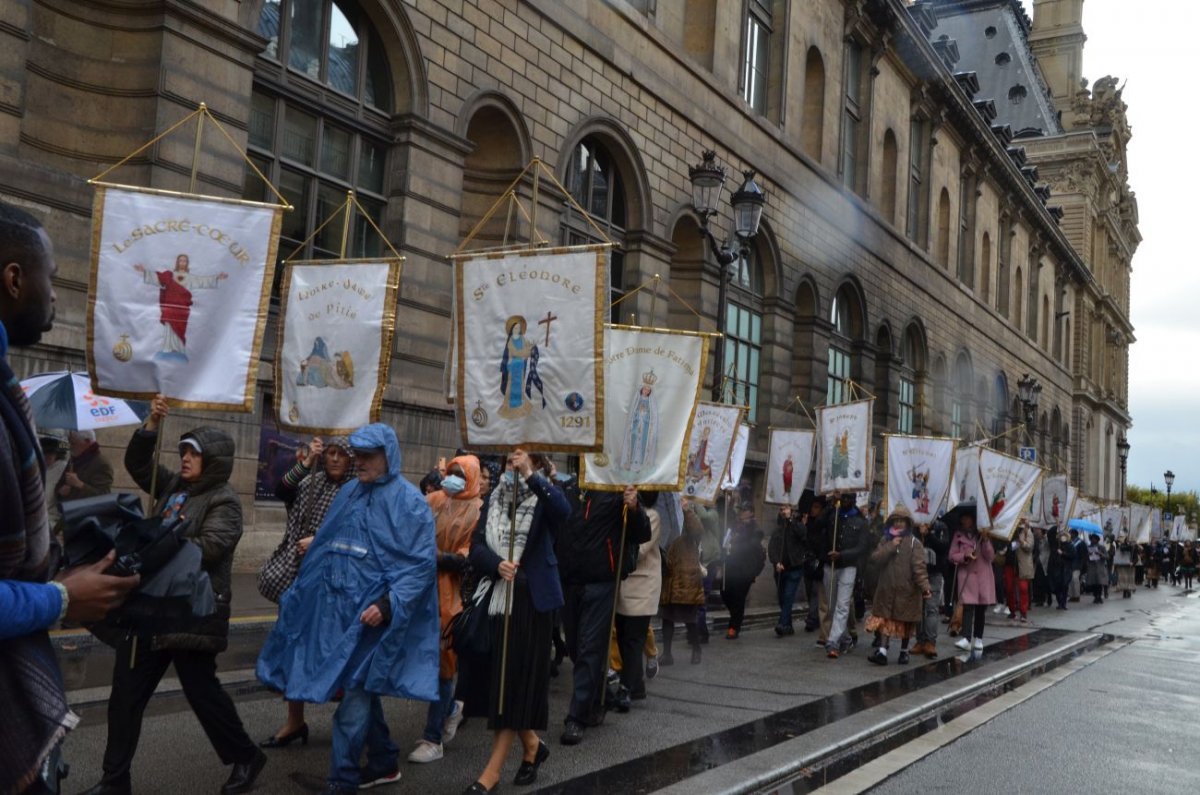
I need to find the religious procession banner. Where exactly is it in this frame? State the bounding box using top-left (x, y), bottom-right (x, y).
top-left (1040, 475), bottom-right (1071, 528)
top-left (87, 185), bottom-right (282, 408)
top-left (765, 429), bottom-right (816, 505)
top-left (816, 399), bottom-right (874, 494)
top-left (1151, 507), bottom-right (1163, 539)
top-left (455, 247), bottom-right (606, 452)
top-left (1170, 513), bottom-right (1191, 541)
top-left (682, 403), bottom-right (745, 505)
top-left (1130, 503), bottom-right (1153, 544)
top-left (948, 444), bottom-right (991, 530)
top-left (720, 423), bottom-right (751, 492)
top-left (1101, 505), bottom-right (1124, 536)
top-left (883, 435), bottom-right (955, 525)
top-left (1064, 485), bottom-right (1079, 527)
top-left (580, 326), bottom-right (710, 491)
top-left (275, 259), bottom-right (400, 434)
top-left (1072, 496), bottom-right (1101, 522)
top-left (978, 448), bottom-right (1043, 540)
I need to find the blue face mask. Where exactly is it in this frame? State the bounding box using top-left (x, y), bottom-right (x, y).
top-left (441, 474), bottom-right (466, 495)
top-left (502, 471), bottom-right (515, 485)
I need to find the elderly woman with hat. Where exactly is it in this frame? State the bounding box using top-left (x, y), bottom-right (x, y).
top-left (864, 505), bottom-right (932, 665)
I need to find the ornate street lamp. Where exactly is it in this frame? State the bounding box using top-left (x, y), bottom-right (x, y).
top-left (1016, 373), bottom-right (1041, 454)
top-left (688, 150), bottom-right (765, 400)
top-left (1116, 433), bottom-right (1130, 504)
top-left (1165, 469), bottom-right (1176, 513)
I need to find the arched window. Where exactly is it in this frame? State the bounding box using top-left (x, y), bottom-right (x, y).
top-left (563, 137), bottom-right (628, 323)
top-left (980, 232), bottom-right (992, 305)
top-left (993, 373), bottom-right (1009, 451)
top-left (827, 284), bottom-right (861, 405)
top-left (881, 129), bottom-right (898, 224)
top-left (246, 0), bottom-right (393, 268)
top-left (802, 47), bottom-right (825, 161)
top-left (936, 188), bottom-right (951, 267)
top-left (1014, 266), bottom-right (1025, 329)
top-left (899, 323), bottom-right (925, 434)
top-left (951, 352), bottom-right (972, 439)
top-left (725, 244), bottom-right (765, 420)
top-left (1041, 294), bottom-right (1051, 350)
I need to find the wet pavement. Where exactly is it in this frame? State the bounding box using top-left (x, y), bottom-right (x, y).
top-left (55, 584), bottom-right (1200, 794)
top-left (865, 589), bottom-right (1200, 794)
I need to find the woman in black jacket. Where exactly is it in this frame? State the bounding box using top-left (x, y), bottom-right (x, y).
top-left (84, 395), bottom-right (265, 795)
top-left (458, 450), bottom-right (569, 794)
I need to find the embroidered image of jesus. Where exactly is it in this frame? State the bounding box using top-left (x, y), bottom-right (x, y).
top-left (134, 254), bottom-right (227, 361)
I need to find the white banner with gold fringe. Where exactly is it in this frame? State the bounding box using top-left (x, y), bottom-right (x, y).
top-left (275, 259), bottom-right (400, 434)
top-left (581, 326), bottom-right (709, 491)
top-left (816, 399), bottom-right (874, 494)
top-left (682, 403), bottom-right (745, 505)
top-left (978, 448), bottom-right (1043, 540)
top-left (87, 185), bottom-right (281, 409)
top-left (765, 429), bottom-right (816, 505)
top-left (456, 247), bottom-right (606, 453)
top-left (884, 435), bottom-right (955, 525)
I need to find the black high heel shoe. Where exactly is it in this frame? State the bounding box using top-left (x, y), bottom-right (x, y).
top-left (461, 782), bottom-right (497, 794)
top-left (259, 723), bottom-right (309, 748)
top-left (513, 740), bottom-right (549, 786)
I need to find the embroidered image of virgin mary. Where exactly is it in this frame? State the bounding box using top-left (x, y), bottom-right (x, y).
top-left (498, 314), bottom-right (545, 419)
top-left (296, 337), bottom-right (354, 389)
top-left (619, 369), bottom-right (660, 473)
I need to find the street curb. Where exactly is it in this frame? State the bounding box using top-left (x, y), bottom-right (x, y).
top-left (63, 607), bottom-right (784, 711)
top-left (652, 631), bottom-right (1110, 795)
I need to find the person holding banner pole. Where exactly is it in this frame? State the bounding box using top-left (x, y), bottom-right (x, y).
top-left (820, 494), bottom-right (869, 659)
top-left (90, 396), bottom-right (266, 795)
top-left (558, 485), bottom-right (648, 746)
top-left (459, 450), bottom-right (567, 793)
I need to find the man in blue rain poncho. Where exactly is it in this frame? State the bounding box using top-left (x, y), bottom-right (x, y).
top-left (257, 423), bottom-right (438, 794)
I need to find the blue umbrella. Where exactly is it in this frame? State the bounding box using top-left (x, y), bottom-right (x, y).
top-left (1067, 518), bottom-right (1103, 536)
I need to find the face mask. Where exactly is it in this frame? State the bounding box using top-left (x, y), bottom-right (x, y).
top-left (502, 471), bottom-right (515, 485)
top-left (441, 474), bottom-right (466, 495)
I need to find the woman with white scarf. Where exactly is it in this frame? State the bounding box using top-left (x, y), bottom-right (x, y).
top-left (459, 450), bottom-right (570, 794)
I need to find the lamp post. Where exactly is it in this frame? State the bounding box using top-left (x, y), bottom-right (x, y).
top-left (1165, 469), bottom-right (1175, 514)
top-left (689, 150), bottom-right (765, 401)
top-left (1116, 434), bottom-right (1130, 505)
top-left (1016, 372), bottom-right (1042, 454)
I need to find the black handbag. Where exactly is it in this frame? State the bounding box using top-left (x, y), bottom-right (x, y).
top-left (447, 578), bottom-right (494, 657)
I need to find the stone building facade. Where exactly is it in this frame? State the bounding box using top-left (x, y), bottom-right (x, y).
top-left (0, 0), bottom-right (1135, 567)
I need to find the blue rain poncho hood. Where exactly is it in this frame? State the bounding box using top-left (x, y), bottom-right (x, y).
top-left (256, 423), bottom-right (439, 702)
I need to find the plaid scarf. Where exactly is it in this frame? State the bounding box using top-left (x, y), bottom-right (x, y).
top-left (483, 474), bottom-right (536, 616)
top-left (0, 347), bottom-right (76, 793)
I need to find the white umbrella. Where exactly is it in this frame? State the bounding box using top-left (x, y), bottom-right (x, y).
top-left (19, 371), bottom-right (147, 431)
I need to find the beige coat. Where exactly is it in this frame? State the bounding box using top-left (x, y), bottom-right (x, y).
top-left (617, 507), bottom-right (662, 617)
top-left (1014, 524), bottom-right (1035, 580)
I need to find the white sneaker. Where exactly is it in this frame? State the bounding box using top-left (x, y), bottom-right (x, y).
top-left (360, 767), bottom-right (403, 788)
top-left (955, 637), bottom-right (971, 651)
top-left (993, 604), bottom-right (1007, 614)
top-left (407, 740), bottom-right (443, 764)
top-left (972, 638), bottom-right (984, 650)
top-left (442, 700), bottom-right (464, 744)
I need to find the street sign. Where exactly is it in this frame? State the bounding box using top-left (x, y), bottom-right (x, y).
top-left (1018, 446), bottom-right (1037, 463)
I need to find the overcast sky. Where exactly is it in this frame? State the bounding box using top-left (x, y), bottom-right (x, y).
top-left (1013, 0), bottom-right (1199, 496)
